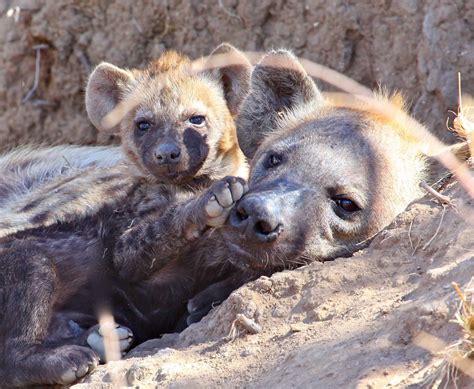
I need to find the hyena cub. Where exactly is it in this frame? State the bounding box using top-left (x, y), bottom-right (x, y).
top-left (0, 44), bottom-right (251, 387)
top-left (0, 43), bottom-right (249, 238)
top-left (188, 50), bottom-right (430, 317)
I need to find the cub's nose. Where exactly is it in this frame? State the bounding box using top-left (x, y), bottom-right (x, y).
top-left (154, 143), bottom-right (181, 165)
top-left (230, 194), bottom-right (284, 243)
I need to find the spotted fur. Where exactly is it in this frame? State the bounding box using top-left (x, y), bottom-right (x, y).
top-left (0, 44), bottom-right (250, 239)
top-left (0, 44), bottom-right (251, 387)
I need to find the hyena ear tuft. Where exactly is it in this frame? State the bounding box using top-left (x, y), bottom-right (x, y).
top-left (85, 63), bottom-right (134, 133)
top-left (236, 50), bottom-right (323, 158)
top-left (201, 43), bottom-right (252, 115)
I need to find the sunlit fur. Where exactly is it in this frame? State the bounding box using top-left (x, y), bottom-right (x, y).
top-left (0, 46), bottom-right (249, 238)
top-left (218, 49), bottom-right (428, 273)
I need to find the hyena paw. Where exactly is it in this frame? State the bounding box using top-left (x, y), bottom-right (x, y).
top-left (25, 345), bottom-right (99, 385)
top-left (204, 176), bottom-right (248, 227)
top-left (186, 280), bottom-right (236, 325)
top-left (86, 323), bottom-right (134, 362)
top-left (53, 345), bottom-right (99, 384)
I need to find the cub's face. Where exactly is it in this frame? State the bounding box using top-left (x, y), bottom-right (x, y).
top-left (218, 51), bottom-right (426, 273)
top-left (121, 75), bottom-right (235, 184)
top-left (85, 46), bottom-right (251, 184)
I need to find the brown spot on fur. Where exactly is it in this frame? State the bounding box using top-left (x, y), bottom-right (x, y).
top-left (96, 173), bottom-right (126, 183)
top-left (104, 184), bottom-right (131, 198)
top-left (21, 196), bottom-right (48, 213)
top-left (30, 210), bottom-right (52, 225)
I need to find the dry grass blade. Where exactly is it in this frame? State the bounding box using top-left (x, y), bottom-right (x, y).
top-left (450, 73), bottom-right (474, 169)
top-left (97, 311), bottom-right (127, 386)
top-left (416, 282), bottom-right (474, 387)
top-left (420, 181), bottom-right (452, 206)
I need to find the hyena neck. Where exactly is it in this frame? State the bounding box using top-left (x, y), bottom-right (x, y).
top-left (203, 145), bottom-right (248, 182)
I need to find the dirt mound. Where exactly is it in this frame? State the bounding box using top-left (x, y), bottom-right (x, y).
top-left (1, 0), bottom-right (473, 150)
top-left (71, 180), bottom-right (474, 388)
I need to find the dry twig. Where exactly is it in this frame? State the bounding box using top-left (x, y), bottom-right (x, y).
top-left (420, 181), bottom-right (452, 206)
top-left (422, 205), bottom-right (447, 251)
top-left (226, 313), bottom-right (262, 341)
top-left (22, 44), bottom-right (49, 103)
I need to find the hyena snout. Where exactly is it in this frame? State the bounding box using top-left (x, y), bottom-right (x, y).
top-left (230, 194), bottom-right (284, 243)
top-left (154, 142), bottom-right (182, 165)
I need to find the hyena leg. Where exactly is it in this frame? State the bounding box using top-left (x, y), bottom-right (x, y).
top-left (0, 246), bottom-right (99, 386)
top-left (186, 272), bottom-right (256, 325)
top-left (45, 311), bottom-right (97, 347)
top-left (113, 176), bottom-right (248, 281)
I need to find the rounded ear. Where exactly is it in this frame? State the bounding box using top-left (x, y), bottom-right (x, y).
top-left (200, 43), bottom-right (252, 116)
top-left (85, 63), bottom-right (134, 133)
top-left (236, 50), bottom-right (323, 159)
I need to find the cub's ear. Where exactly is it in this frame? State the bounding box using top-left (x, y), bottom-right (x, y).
top-left (237, 50), bottom-right (323, 159)
top-left (201, 43), bottom-right (252, 116)
top-left (85, 63), bottom-right (134, 133)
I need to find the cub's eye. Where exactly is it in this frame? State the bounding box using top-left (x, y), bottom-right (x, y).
top-left (135, 120), bottom-right (151, 134)
top-left (334, 197), bottom-right (361, 213)
top-left (266, 154), bottom-right (282, 168)
top-left (189, 115), bottom-right (206, 126)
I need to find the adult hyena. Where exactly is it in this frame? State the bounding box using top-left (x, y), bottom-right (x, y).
top-left (187, 49), bottom-right (436, 320)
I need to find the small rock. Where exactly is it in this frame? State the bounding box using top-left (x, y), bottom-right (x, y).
top-left (253, 276), bottom-right (273, 292)
top-left (290, 323), bottom-right (305, 333)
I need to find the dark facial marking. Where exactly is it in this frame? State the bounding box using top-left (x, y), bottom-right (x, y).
top-left (183, 127), bottom-right (209, 169)
top-left (104, 184), bottom-right (129, 197)
top-left (146, 224), bottom-right (155, 240)
top-left (96, 173), bottom-right (126, 184)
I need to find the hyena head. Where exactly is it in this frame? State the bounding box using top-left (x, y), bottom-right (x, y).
top-left (85, 44), bottom-right (251, 184)
top-left (219, 50), bottom-right (427, 272)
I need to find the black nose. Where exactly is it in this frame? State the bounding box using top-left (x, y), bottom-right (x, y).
top-left (154, 143), bottom-right (181, 165)
top-left (230, 195), bottom-right (284, 243)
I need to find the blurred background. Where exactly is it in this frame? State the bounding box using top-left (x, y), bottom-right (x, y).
top-left (0, 0), bottom-right (472, 151)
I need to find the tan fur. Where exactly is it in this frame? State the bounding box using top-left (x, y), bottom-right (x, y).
top-left (0, 45), bottom-right (251, 238)
top-left (92, 49), bottom-right (248, 182)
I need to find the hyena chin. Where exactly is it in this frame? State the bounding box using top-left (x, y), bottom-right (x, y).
top-left (0, 44), bottom-right (251, 387)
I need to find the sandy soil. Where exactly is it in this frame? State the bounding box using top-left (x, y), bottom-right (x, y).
top-left (71, 179), bottom-right (474, 388)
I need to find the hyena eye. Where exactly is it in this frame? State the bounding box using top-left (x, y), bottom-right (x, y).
top-left (265, 153), bottom-right (282, 168)
top-left (135, 120), bottom-right (151, 134)
top-left (333, 197), bottom-right (361, 213)
top-left (188, 115), bottom-right (206, 126)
